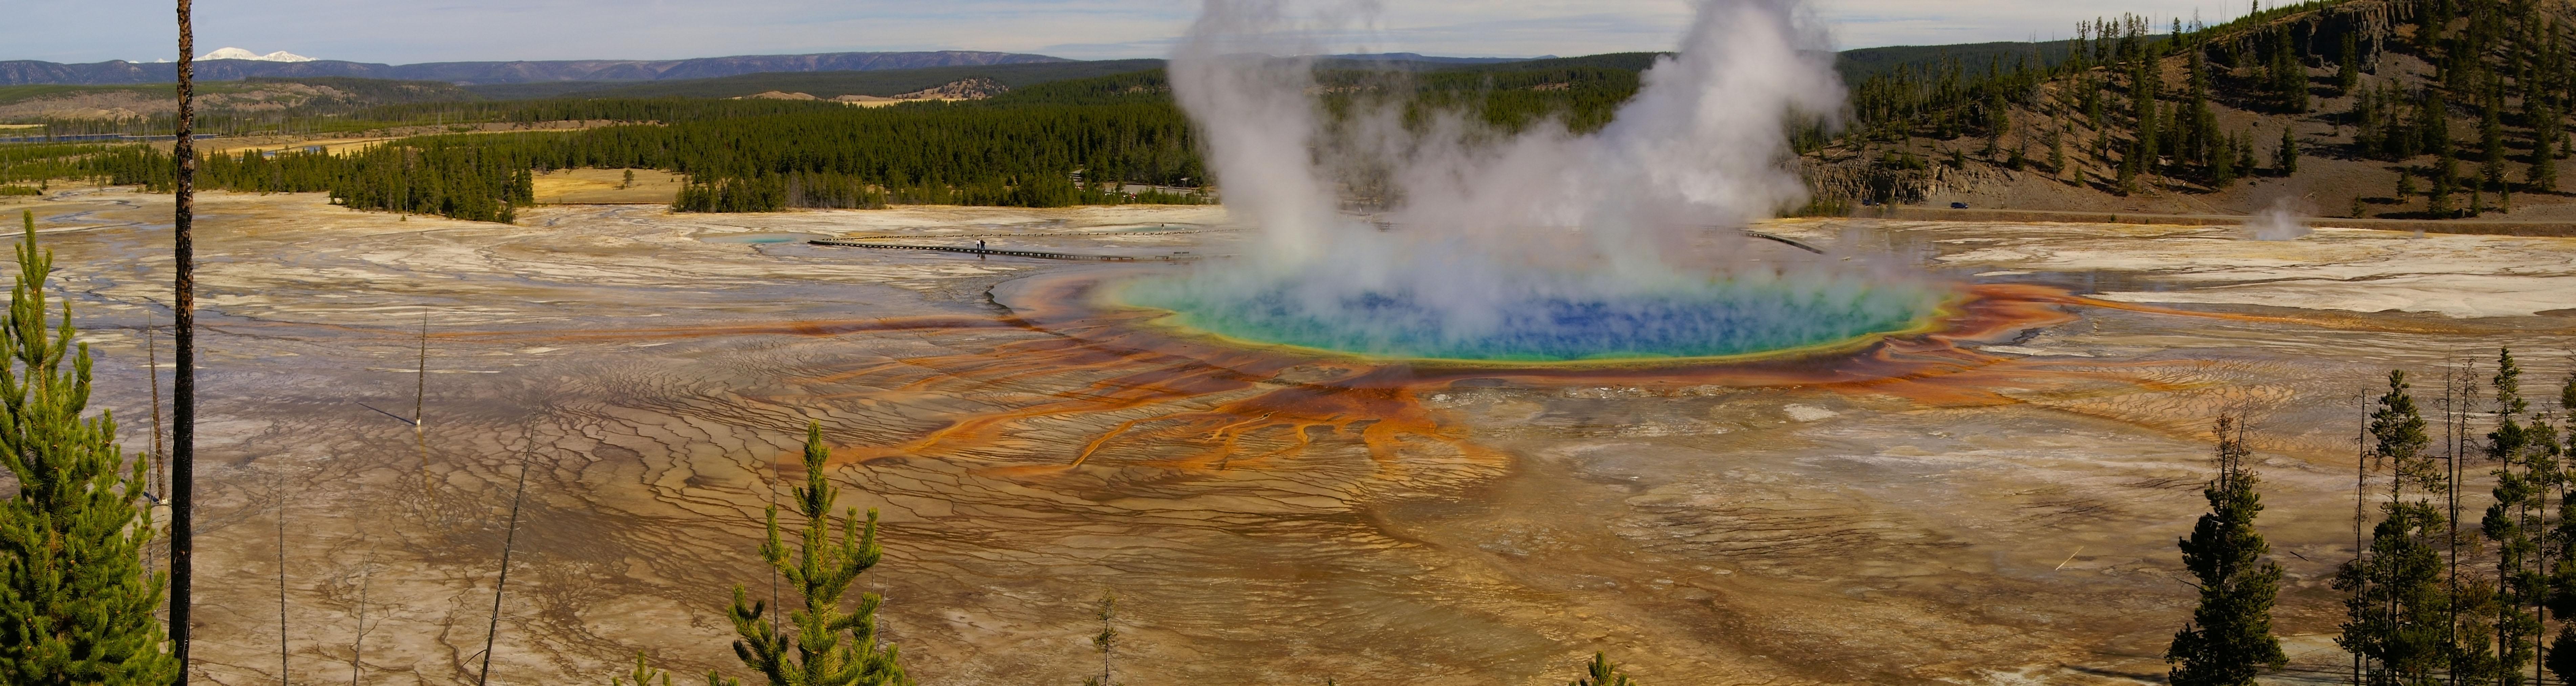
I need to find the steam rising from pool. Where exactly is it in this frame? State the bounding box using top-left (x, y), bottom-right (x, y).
top-left (2244, 197), bottom-right (2312, 241)
top-left (1131, 0), bottom-right (1943, 362)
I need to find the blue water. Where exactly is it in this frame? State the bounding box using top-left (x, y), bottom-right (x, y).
top-left (1117, 274), bottom-right (1942, 362)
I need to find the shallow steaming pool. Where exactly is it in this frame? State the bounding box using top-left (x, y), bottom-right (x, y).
top-left (1113, 271), bottom-right (1949, 363)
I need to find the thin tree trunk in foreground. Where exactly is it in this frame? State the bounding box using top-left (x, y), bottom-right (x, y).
top-left (477, 458), bottom-right (532, 686)
top-left (170, 0), bottom-right (198, 681)
top-left (2356, 393), bottom-right (2369, 685)
top-left (278, 511), bottom-right (288, 685)
top-left (349, 549), bottom-right (370, 686)
top-left (147, 307), bottom-right (162, 497)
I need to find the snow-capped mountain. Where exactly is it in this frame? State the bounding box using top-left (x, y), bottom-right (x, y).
top-left (197, 47), bottom-right (314, 62)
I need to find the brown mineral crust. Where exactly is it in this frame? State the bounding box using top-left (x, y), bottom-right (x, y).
top-left (10, 188), bottom-right (2559, 684)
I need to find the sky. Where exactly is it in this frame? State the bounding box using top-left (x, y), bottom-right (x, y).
top-left (8, 0), bottom-right (2273, 65)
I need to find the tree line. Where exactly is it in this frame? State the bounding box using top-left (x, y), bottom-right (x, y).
top-left (2147, 347), bottom-right (2576, 686)
top-left (71, 137), bottom-right (536, 223)
top-left (0, 58), bottom-right (1701, 220)
top-left (1841, 8), bottom-right (2327, 193)
top-left (45, 95), bottom-right (1217, 219)
top-left (20, 1), bottom-right (2576, 217)
top-left (2335, 350), bottom-right (2576, 684)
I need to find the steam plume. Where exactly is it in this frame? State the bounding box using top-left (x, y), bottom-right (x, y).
top-left (2243, 197), bottom-right (2311, 241)
top-left (1174, 0), bottom-right (1841, 254)
top-left (1136, 0), bottom-right (1938, 360)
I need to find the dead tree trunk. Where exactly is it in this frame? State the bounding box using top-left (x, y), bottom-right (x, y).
top-left (170, 0), bottom-right (199, 681)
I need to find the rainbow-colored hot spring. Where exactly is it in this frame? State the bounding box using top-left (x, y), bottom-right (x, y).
top-left (1112, 269), bottom-right (1950, 363)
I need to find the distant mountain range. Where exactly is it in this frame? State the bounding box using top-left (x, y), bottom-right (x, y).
top-left (1322, 52), bottom-right (1558, 65)
top-left (198, 47), bottom-right (314, 63)
top-left (0, 50), bottom-right (1070, 86)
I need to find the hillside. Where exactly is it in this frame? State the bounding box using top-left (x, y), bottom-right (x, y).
top-left (1835, 40), bottom-right (2095, 81)
top-left (504, 60), bottom-right (1167, 100)
top-left (1803, 0), bottom-right (2576, 219)
top-left (19, 2), bottom-right (2576, 223)
top-left (0, 77), bottom-right (472, 120)
top-left (0, 50), bottom-right (1067, 86)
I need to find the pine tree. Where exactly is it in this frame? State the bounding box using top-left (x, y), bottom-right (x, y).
top-left (2085, 77), bottom-right (2107, 131)
top-left (2168, 416), bottom-right (2288, 686)
top-left (2337, 33), bottom-right (2363, 96)
top-left (2482, 94), bottom-right (2507, 186)
top-left (0, 210), bottom-right (182, 686)
top-left (2187, 49), bottom-right (2215, 167)
top-left (2482, 156), bottom-right (2507, 214)
top-left (2212, 131), bottom-right (2240, 187)
top-left (2357, 85), bottom-right (2390, 157)
top-left (2484, 348), bottom-right (2544, 683)
top-left (1983, 91), bottom-right (2009, 155)
top-left (2133, 50), bottom-right (2163, 179)
top-left (2454, 580), bottom-right (2505, 683)
top-left (2528, 408), bottom-right (2565, 684)
top-left (612, 651), bottom-right (732, 686)
top-left (2336, 371), bottom-right (2448, 683)
top-left (1083, 592), bottom-right (1115, 686)
top-left (2432, 153), bottom-right (2460, 217)
top-left (2050, 127), bottom-right (2068, 181)
top-left (2438, 359), bottom-right (2501, 685)
top-left (1568, 653), bottom-right (1637, 686)
top-left (2530, 104), bottom-right (2561, 191)
top-left (614, 652), bottom-right (673, 686)
top-left (2271, 29), bottom-right (2311, 113)
top-left (2376, 371), bottom-right (2437, 501)
top-left (723, 421), bottom-right (910, 686)
top-left (2277, 128), bottom-right (2300, 176)
top-left (2549, 370), bottom-right (2576, 683)
top-left (2235, 134), bottom-right (2260, 184)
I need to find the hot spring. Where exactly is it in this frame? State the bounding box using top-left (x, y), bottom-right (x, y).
top-left (1109, 264), bottom-right (1949, 363)
top-left (1157, 0), bottom-right (1893, 366)
top-left (1128, 0), bottom-right (1947, 366)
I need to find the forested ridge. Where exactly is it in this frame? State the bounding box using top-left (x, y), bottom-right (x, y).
top-left (498, 59), bottom-right (1169, 101)
top-left (16, 0), bottom-right (2570, 221)
top-left (43, 95), bottom-right (1211, 217)
top-left (0, 43), bottom-right (1970, 221)
top-left (4, 61), bottom-right (1656, 220)
top-left (1817, 0), bottom-right (2576, 216)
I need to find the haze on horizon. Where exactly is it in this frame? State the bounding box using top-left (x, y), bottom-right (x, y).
top-left (12, 0), bottom-right (2273, 66)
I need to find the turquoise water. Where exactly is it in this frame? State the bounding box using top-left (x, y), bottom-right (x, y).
top-left (1116, 272), bottom-right (1943, 362)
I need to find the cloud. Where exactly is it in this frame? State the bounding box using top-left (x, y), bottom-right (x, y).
top-left (6, 0), bottom-right (2269, 65)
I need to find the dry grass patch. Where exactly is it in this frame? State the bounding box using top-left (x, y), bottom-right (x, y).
top-left (532, 168), bottom-right (683, 205)
top-left (201, 137), bottom-right (401, 156)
